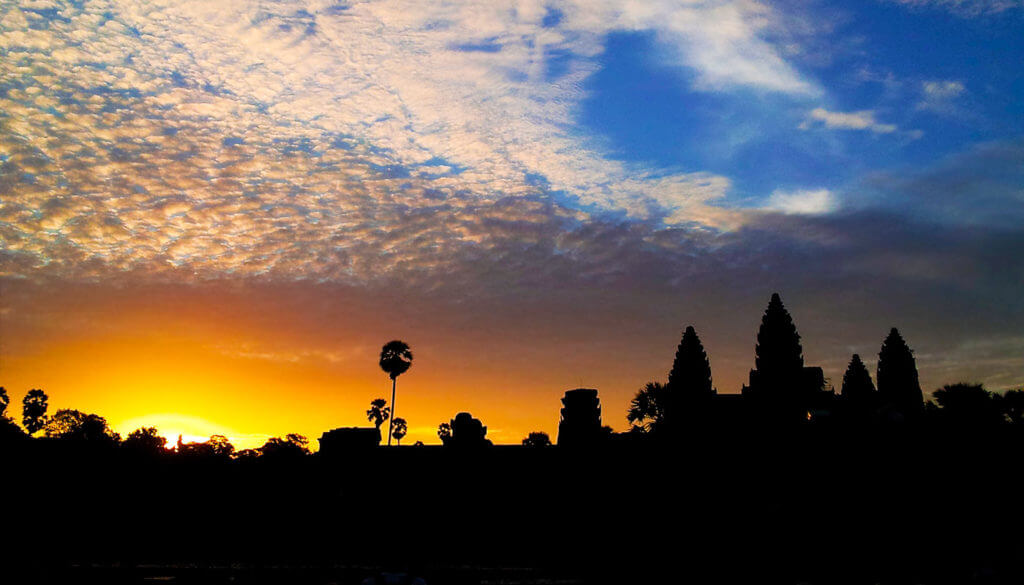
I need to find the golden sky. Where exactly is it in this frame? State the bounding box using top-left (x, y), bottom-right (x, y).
top-left (2, 1), bottom-right (1022, 448)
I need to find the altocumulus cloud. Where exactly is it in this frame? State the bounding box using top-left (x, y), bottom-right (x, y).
top-left (0, 0), bottom-right (830, 285)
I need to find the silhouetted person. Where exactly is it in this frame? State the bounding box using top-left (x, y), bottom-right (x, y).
top-left (557, 388), bottom-right (603, 446)
top-left (379, 340), bottom-right (413, 446)
top-left (21, 388), bottom-right (48, 436)
top-left (877, 328), bottom-right (923, 421)
top-left (446, 412), bottom-right (490, 448)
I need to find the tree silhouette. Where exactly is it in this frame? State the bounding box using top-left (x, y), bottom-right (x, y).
top-left (45, 409), bottom-right (121, 443)
top-left (932, 383), bottom-right (1004, 427)
top-left (0, 386), bottom-right (9, 418)
top-left (522, 431), bottom-right (551, 447)
top-left (367, 398), bottom-right (391, 430)
top-left (877, 328), bottom-right (923, 418)
top-left (259, 434), bottom-right (309, 459)
top-left (627, 382), bottom-right (667, 433)
top-left (841, 354), bottom-right (876, 417)
top-left (208, 434), bottom-right (236, 457)
top-left (379, 340), bottom-right (413, 447)
top-left (391, 417), bottom-right (408, 445)
top-left (22, 388), bottom-right (48, 436)
top-left (176, 434), bottom-right (234, 458)
top-left (666, 325), bottom-right (714, 426)
top-left (437, 422), bottom-right (452, 444)
top-left (123, 427), bottom-right (167, 454)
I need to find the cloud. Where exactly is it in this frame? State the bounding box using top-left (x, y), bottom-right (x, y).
top-left (887, 0), bottom-right (1024, 17)
top-left (917, 79), bottom-right (966, 114)
top-left (0, 0), bottom-right (834, 284)
top-left (800, 108), bottom-right (898, 133)
top-left (858, 140), bottom-right (1024, 228)
top-left (766, 189), bottom-right (838, 215)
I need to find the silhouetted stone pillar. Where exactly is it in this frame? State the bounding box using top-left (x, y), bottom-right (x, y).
top-left (557, 388), bottom-right (602, 446)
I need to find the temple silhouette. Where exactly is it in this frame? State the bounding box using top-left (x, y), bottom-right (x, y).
top-left (2, 291), bottom-right (1021, 584)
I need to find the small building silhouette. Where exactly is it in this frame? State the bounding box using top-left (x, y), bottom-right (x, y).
top-left (318, 427), bottom-right (381, 456)
top-left (557, 388), bottom-right (603, 446)
top-left (448, 412), bottom-right (490, 447)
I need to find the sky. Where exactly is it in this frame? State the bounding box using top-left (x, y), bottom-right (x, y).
top-left (1, 0), bottom-right (1022, 447)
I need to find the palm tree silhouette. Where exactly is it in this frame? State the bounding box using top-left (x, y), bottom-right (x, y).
top-left (391, 417), bottom-right (408, 445)
top-left (366, 398), bottom-right (390, 434)
top-left (379, 340), bottom-right (413, 446)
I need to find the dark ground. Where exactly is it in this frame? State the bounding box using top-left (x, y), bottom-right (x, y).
top-left (4, 426), bottom-right (1023, 584)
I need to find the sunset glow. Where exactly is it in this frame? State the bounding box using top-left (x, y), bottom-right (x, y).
top-left (2, 1), bottom-right (1022, 446)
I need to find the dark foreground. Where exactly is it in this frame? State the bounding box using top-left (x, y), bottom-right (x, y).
top-left (5, 427), bottom-right (1023, 584)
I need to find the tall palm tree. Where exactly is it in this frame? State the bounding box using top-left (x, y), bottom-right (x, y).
top-left (379, 340), bottom-right (413, 446)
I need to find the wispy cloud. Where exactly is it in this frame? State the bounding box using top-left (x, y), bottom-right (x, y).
top-left (887, 0), bottom-right (1024, 17)
top-left (916, 79), bottom-right (966, 114)
top-left (800, 108), bottom-right (898, 134)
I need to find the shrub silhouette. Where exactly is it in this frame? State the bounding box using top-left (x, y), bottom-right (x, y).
top-left (521, 431), bottom-right (551, 447)
top-left (22, 389), bottom-right (48, 436)
top-left (0, 386), bottom-right (9, 418)
top-left (437, 422), bottom-right (452, 444)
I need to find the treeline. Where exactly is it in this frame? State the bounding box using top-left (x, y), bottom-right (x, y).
top-left (0, 387), bottom-right (312, 459)
top-left (1, 292), bottom-right (1021, 455)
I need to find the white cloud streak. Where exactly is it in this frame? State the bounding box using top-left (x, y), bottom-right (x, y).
top-left (801, 108), bottom-right (897, 134)
top-left (766, 188), bottom-right (838, 215)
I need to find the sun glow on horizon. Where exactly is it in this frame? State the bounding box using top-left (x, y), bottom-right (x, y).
top-left (115, 413), bottom-right (266, 450)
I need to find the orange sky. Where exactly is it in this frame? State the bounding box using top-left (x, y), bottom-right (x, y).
top-left (2, 273), bottom-right (1019, 448)
top-left (1, 277), bottom-right (718, 448)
